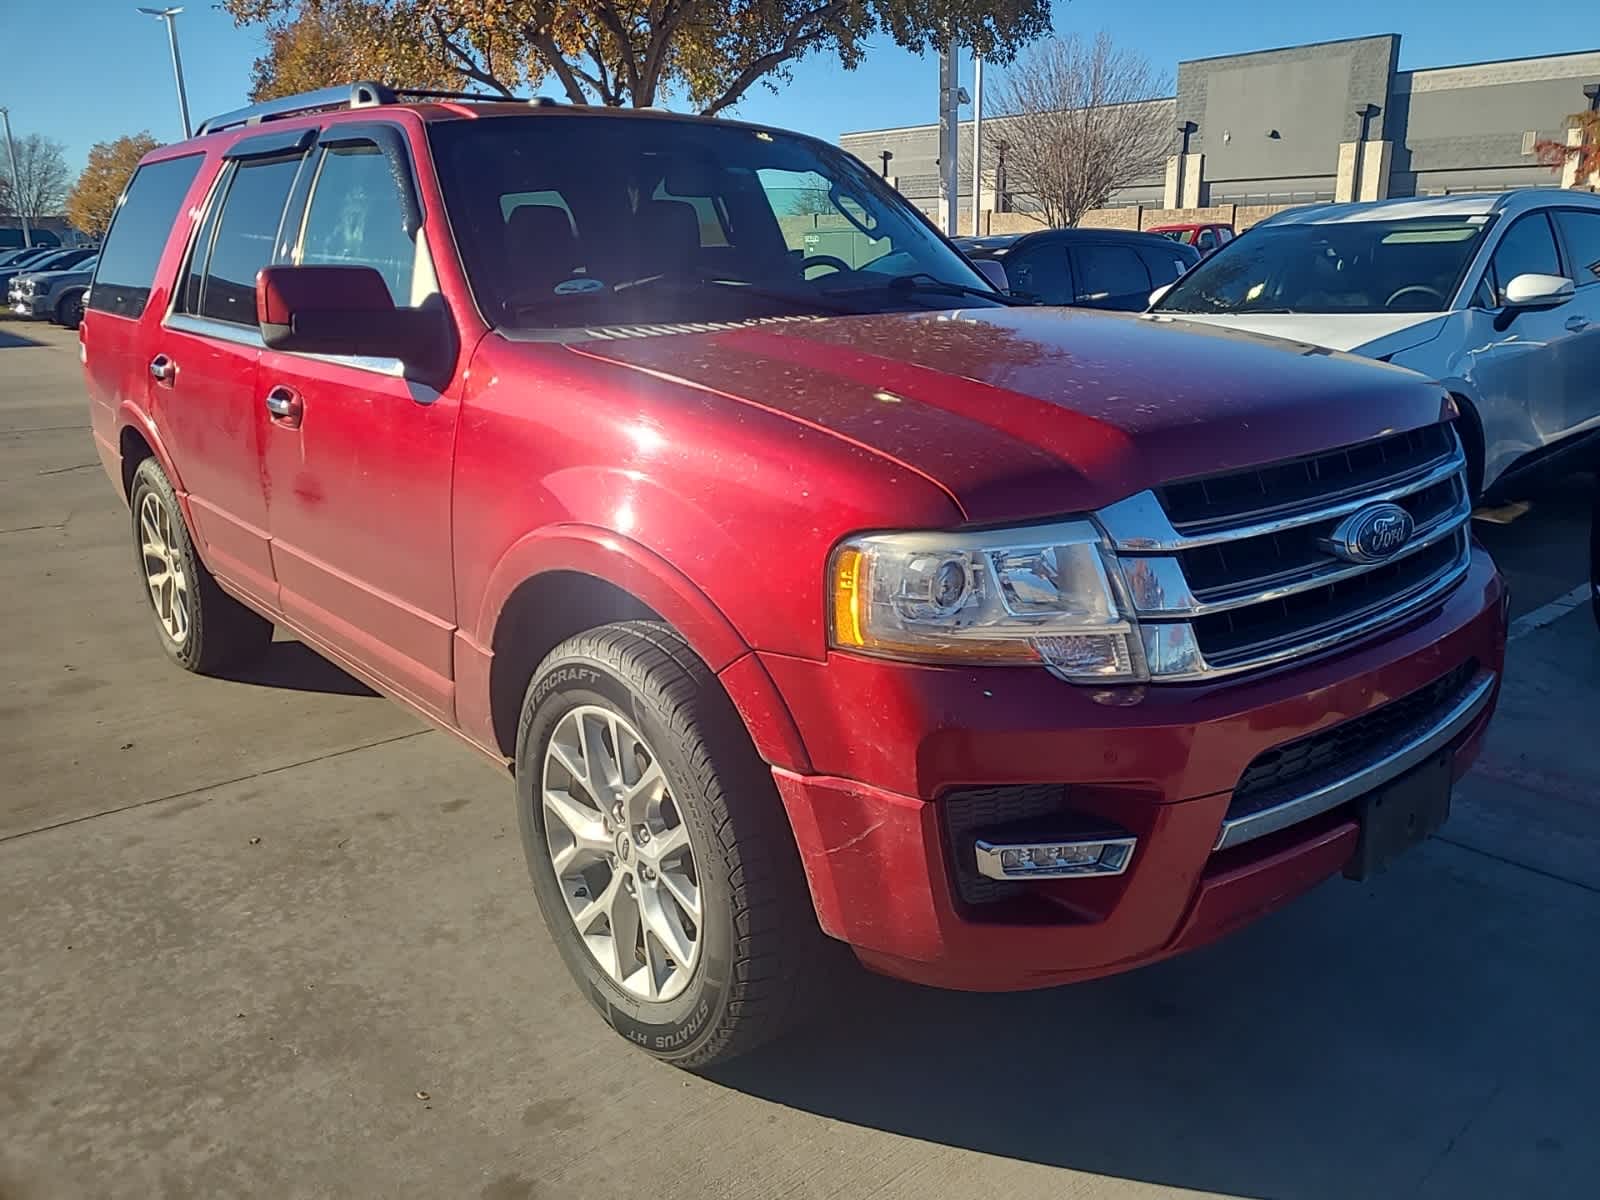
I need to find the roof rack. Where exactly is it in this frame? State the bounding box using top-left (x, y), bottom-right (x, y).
top-left (195, 81), bottom-right (555, 137)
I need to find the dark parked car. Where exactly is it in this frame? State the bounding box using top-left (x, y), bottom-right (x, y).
top-left (0, 245), bottom-right (63, 271)
top-left (0, 227), bottom-right (62, 250)
top-left (0, 247), bottom-right (95, 298)
top-left (955, 228), bottom-right (1200, 310)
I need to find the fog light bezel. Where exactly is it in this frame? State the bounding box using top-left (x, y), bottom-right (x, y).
top-left (973, 835), bottom-right (1137, 880)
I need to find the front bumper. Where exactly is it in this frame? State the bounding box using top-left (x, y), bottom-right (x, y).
top-left (765, 546), bottom-right (1506, 990)
top-left (10, 291), bottom-right (47, 317)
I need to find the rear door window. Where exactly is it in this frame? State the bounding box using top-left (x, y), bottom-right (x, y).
top-left (1196, 229), bottom-right (1217, 253)
top-left (196, 155), bottom-right (303, 325)
top-left (1554, 210), bottom-right (1600, 286)
top-left (1002, 244), bottom-right (1072, 304)
top-left (1136, 245), bottom-right (1191, 286)
top-left (87, 154), bottom-right (203, 318)
top-left (1071, 244), bottom-right (1152, 308)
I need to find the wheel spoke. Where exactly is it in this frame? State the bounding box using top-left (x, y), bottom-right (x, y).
top-left (547, 737), bottom-right (588, 790)
top-left (543, 786), bottom-right (609, 850)
top-left (640, 885), bottom-right (694, 967)
top-left (646, 822), bottom-right (691, 863)
top-left (606, 879), bottom-right (643, 983)
top-left (581, 712), bottom-right (620, 793)
top-left (656, 865), bottom-right (700, 920)
top-left (571, 872), bottom-right (621, 935)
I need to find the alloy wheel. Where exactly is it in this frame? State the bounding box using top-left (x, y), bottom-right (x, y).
top-left (541, 705), bottom-right (702, 1001)
top-left (138, 491), bottom-right (190, 645)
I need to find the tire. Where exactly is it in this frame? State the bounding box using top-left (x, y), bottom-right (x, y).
top-left (514, 620), bottom-right (828, 1068)
top-left (129, 456), bottom-right (273, 673)
top-left (55, 290), bottom-right (83, 329)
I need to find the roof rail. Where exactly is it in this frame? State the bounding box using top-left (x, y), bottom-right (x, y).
top-left (195, 81), bottom-right (547, 136)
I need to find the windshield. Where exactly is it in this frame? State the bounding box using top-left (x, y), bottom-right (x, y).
top-left (1155, 216), bottom-right (1495, 315)
top-left (429, 114), bottom-right (1002, 331)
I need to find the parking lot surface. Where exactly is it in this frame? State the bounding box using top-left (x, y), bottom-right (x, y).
top-left (3, 321), bottom-right (1597, 1198)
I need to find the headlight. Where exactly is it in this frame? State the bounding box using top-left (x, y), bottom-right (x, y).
top-left (829, 521), bottom-right (1144, 681)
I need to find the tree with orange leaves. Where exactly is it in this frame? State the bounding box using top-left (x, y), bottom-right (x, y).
top-left (1536, 110), bottom-right (1600, 188)
top-left (226, 0), bottom-right (1053, 114)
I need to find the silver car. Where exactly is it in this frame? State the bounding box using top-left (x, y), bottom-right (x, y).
top-left (1151, 190), bottom-right (1600, 498)
top-left (10, 255), bottom-right (98, 327)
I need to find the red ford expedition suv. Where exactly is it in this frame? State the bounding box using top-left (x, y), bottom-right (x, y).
top-left (83, 84), bottom-right (1507, 1067)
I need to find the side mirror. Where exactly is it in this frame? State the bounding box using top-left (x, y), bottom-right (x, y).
top-left (1148, 283), bottom-right (1174, 308)
top-left (1502, 272), bottom-right (1575, 310)
top-left (256, 265), bottom-right (455, 384)
top-left (972, 258), bottom-right (1009, 293)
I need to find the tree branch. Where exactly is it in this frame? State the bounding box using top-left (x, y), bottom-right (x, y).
top-left (428, 13), bottom-right (514, 95)
top-left (525, 26), bottom-right (596, 105)
top-left (591, 0), bottom-right (643, 102)
top-left (698, 2), bottom-right (851, 117)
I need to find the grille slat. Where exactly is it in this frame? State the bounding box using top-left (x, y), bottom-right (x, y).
top-left (1107, 422), bottom-right (1472, 678)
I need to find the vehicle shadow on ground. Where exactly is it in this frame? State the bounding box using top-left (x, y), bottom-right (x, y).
top-left (707, 853), bottom-right (1595, 1197)
top-left (0, 327), bottom-right (45, 349)
top-left (224, 638), bottom-right (378, 698)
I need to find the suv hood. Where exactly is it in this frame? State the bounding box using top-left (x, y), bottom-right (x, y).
top-left (567, 306), bottom-right (1452, 523)
top-left (1158, 310), bottom-right (1450, 357)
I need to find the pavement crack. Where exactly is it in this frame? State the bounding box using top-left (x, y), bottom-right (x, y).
top-left (0, 729), bottom-right (432, 845)
top-left (0, 521), bottom-right (66, 535)
top-left (1433, 835), bottom-right (1600, 896)
top-left (1415, 1077), bottom-right (1504, 1192)
top-left (37, 462), bottom-right (99, 475)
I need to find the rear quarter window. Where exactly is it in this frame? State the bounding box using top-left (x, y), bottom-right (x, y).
top-left (88, 154), bottom-right (204, 319)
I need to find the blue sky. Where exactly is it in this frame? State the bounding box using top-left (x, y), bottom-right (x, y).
top-left (3, 0), bottom-right (1586, 176)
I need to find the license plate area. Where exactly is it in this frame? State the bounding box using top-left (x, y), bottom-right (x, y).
top-left (1343, 749), bottom-right (1452, 881)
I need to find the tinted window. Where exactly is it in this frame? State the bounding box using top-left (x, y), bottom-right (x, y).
top-left (1555, 210), bottom-right (1600, 286)
top-left (1196, 229), bottom-right (1217, 252)
top-left (298, 144), bottom-right (418, 305)
top-left (1137, 245), bottom-right (1191, 286)
top-left (180, 172), bottom-right (227, 315)
top-left (1490, 214), bottom-right (1561, 301)
top-left (200, 156), bottom-right (302, 325)
top-left (427, 115), bottom-right (1000, 330)
top-left (1003, 245), bottom-right (1071, 304)
top-left (88, 154), bottom-right (203, 318)
top-left (1072, 244), bottom-right (1151, 309)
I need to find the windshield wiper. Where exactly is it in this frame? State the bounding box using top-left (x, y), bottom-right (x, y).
top-left (823, 272), bottom-right (1028, 306)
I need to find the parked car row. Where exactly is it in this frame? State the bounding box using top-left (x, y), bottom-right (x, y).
top-left (3, 245), bottom-right (99, 328)
top-left (83, 83), bottom-right (1511, 1069)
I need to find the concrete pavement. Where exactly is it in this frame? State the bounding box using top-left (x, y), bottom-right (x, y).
top-left (3, 322), bottom-right (1596, 1198)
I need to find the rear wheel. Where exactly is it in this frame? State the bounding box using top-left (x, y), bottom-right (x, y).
top-left (128, 457), bottom-right (272, 673)
top-left (514, 621), bottom-right (828, 1067)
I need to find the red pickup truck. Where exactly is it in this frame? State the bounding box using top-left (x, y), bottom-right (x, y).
top-left (83, 84), bottom-right (1506, 1067)
top-left (1146, 221), bottom-right (1236, 256)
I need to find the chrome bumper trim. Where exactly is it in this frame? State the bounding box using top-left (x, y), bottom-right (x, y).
top-left (1214, 669), bottom-right (1496, 852)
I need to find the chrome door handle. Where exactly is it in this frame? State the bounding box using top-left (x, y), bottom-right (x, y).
top-left (1566, 315), bottom-right (1591, 332)
top-left (149, 354), bottom-right (175, 383)
top-left (264, 385), bottom-right (303, 427)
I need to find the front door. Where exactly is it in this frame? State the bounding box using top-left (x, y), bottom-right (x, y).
top-left (257, 131), bottom-right (462, 721)
top-left (149, 153), bottom-right (307, 609)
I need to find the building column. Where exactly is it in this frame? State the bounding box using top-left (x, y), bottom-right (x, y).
top-left (1163, 156), bottom-right (1182, 208)
top-left (1560, 127), bottom-right (1598, 190)
top-left (1335, 142), bottom-right (1360, 202)
top-left (1179, 153), bottom-right (1204, 208)
top-left (1358, 141), bottom-right (1393, 201)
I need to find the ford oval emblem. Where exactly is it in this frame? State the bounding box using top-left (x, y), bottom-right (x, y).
top-left (1322, 503), bottom-right (1415, 564)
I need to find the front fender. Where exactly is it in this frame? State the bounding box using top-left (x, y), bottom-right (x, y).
top-left (459, 523), bottom-right (810, 772)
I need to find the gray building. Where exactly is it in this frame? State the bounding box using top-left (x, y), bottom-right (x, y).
top-left (842, 36), bottom-right (1600, 225)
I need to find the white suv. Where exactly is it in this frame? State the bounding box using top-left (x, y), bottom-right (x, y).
top-left (1151, 190), bottom-right (1600, 498)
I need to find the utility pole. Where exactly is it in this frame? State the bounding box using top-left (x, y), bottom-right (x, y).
top-left (938, 48), bottom-right (958, 235)
top-left (0, 108), bottom-right (32, 247)
top-left (971, 54), bottom-right (984, 237)
top-left (139, 6), bottom-right (193, 139)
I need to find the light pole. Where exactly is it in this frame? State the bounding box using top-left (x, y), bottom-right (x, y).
top-left (138, 6), bottom-right (192, 139)
top-left (970, 54), bottom-right (983, 237)
top-left (0, 107), bottom-right (32, 247)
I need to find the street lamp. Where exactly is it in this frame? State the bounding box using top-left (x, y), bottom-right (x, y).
top-left (138, 6), bottom-right (192, 139)
top-left (0, 107), bottom-right (33, 248)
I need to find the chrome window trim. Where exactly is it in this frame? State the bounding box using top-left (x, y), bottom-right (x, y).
top-left (1214, 669), bottom-right (1496, 851)
top-left (1097, 444), bottom-right (1466, 552)
top-left (161, 312), bottom-right (413, 382)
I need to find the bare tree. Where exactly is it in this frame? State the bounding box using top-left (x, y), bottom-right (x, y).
top-left (0, 133), bottom-right (71, 222)
top-left (990, 33), bottom-right (1171, 227)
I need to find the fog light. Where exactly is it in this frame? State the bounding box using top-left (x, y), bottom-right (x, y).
top-left (975, 836), bottom-right (1136, 880)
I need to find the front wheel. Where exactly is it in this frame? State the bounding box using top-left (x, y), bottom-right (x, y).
top-left (55, 291), bottom-right (84, 328)
top-left (514, 621), bottom-right (827, 1067)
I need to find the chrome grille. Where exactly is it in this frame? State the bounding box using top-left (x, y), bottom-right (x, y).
top-left (1097, 422), bottom-right (1472, 680)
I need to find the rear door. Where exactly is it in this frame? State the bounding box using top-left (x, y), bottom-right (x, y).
top-left (999, 241), bottom-right (1073, 305)
top-left (256, 123), bottom-right (463, 721)
top-left (1068, 241), bottom-right (1154, 311)
top-left (151, 136), bottom-right (312, 610)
